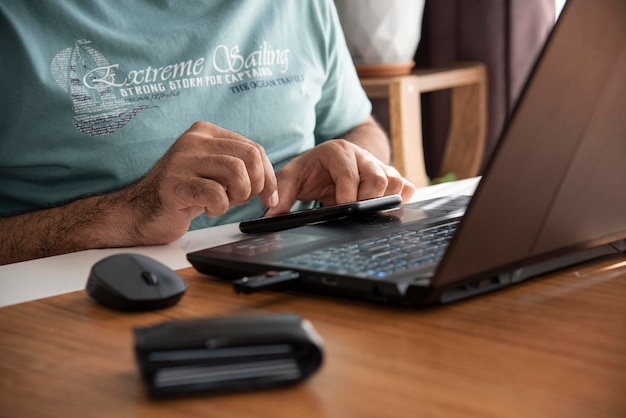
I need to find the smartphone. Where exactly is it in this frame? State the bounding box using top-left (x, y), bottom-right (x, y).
top-left (239, 194), bottom-right (402, 234)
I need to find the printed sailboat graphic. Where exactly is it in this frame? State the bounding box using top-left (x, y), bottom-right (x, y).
top-left (51, 39), bottom-right (152, 136)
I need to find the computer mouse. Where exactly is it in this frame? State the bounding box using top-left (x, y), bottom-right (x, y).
top-left (86, 253), bottom-right (187, 311)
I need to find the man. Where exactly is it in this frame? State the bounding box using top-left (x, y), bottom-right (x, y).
top-left (0, 0), bottom-right (415, 265)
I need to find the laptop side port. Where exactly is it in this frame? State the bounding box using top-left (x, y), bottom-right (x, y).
top-left (439, 275), bottom-right (512, 304)
top-left (369, 285), bottom-right (388, 302)
top-left (320, 276), bottom-right (338, 286)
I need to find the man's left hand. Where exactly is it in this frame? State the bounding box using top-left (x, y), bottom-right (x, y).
top-left (265, 139), bottom-right (416, 216)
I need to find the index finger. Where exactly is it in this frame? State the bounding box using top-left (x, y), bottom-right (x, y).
top-left (250, 141), bottom-right (279, 208)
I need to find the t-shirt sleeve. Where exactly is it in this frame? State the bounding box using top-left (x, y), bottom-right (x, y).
top-left (313, 0), bottom-right (372, 145)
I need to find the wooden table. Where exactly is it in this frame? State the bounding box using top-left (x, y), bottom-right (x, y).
top-left (2, 256), bottom-right (626, 418)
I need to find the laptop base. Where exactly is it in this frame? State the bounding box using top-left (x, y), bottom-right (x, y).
top-left (411, 239), bottom-right (626, 306)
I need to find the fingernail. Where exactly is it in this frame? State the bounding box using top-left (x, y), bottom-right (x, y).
top-left (269, 191), bottom-right (279, 207)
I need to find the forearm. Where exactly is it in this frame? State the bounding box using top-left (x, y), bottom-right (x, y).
top-left (0, 187), bottom-right (147, 265)
top-left (340, 115), bottom-right (391, 164)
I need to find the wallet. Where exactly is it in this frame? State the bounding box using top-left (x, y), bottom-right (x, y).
top-left (133, 313), bottom-right (324, 397)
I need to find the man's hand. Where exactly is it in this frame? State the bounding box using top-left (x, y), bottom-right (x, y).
top-left (127, 121), bottom-right (278, 244)
top-left (0, 121), bottom-right (278, 265)
top-left (265, 138), bottom-right (415, 216)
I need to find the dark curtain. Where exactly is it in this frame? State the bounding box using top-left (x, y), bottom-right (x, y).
top-left (372, 0), bottom-right (555, 177)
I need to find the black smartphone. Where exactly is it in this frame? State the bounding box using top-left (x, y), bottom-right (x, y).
top-left (239, 194), bottom-right (402, 234)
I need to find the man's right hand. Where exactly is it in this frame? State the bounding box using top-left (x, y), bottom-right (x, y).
top-left (126, 121), bottom-right (279, 245)
top-left (0, 121), bottom-right (278, 265)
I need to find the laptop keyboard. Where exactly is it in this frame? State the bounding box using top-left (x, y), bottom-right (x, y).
top-left (279, 219), bottom-right (461, 279)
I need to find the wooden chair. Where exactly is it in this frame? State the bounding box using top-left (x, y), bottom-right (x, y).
top-left (360, 61), bottom-right (488, 187)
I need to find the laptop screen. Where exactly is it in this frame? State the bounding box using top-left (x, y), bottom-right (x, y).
top-left (434, 0), bottom-right (626, 286)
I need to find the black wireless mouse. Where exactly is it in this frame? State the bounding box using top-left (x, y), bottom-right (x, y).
top-left (86, 253), bottom-right (187, 311)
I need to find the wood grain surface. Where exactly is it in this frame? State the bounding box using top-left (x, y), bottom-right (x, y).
top-left (1, 256), bottom-right (626, 418)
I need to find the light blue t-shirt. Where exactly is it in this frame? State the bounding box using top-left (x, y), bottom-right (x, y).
top-left (0, 0), bottom-right (371, 229)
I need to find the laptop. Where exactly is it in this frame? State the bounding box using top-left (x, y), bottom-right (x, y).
top-left (187, 0), bottom-right (626, 308)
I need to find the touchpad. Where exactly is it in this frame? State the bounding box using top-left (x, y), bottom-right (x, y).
top-left (210, 233), bottom-right (324, 257)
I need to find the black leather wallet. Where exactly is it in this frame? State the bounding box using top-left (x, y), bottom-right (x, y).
top-left (133, 313), bottom-right (324, 397)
